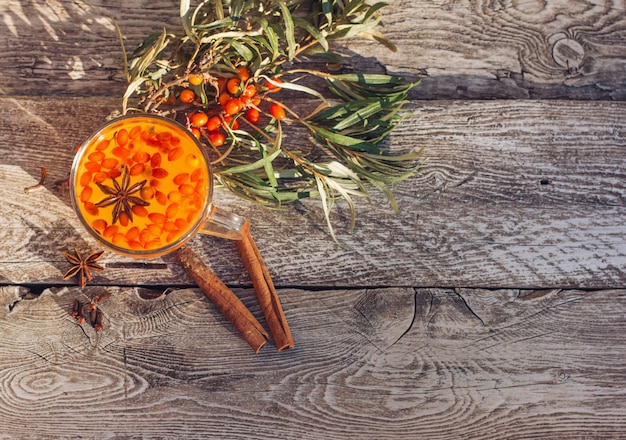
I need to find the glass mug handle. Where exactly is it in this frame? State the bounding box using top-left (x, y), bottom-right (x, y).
top-left (201, 205), bottom-right (247, 241)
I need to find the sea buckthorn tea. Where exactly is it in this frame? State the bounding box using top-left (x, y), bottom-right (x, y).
top-left (71, 114), bottom-right (212, 257)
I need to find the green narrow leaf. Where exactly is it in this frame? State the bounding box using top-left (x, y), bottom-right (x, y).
top-left (270, 0), bottom-right (296, 60)
top-left (294, 17), bottom-right (329, 52)
top-left (332, 73), bottom-right (405, 85)
top-left (361, 29), bottom-right (398, 52)
top-left (257, 18), bottom-right (279, 60)
top-left (362, 2), bottom-right (389, 22)
top-left (192, 17), bottom-right (233, 31)
top-left (325, 177), bottom-right (357, 233)
top-left (322, 0), bottom-right (333, 28)
top-left (310, 125), bottom-right (383, 153)
top-left (261, 75), bottom-right (328, 103)
top-left (263, 122), bottom-right (281, 187)
top-left (222, 143), bottom-right (282, 174)
top-left (229, 0), bottom-right (245, 22)
top-left (226, 38), bottom-right (254, 62)
top-left (122, 76), bottom-right (147, 114)
top-left (129, 29), bottom-right (169, 80)
top-left (214, 0), bottom-right (225, 20)
top-left (368, 179), bottom-right (399, 214)
top-left (180, 0), bottom-right (196, 42)
top-left (315, 175), bottom-right (339, 244)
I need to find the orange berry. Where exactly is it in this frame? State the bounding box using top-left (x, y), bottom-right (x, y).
top-left (168, 147), bottom-right (184, 162)
top-left (245, 108), bottom-right (260, 124)
top-left (147, 224), bottom-right (162, 237)
top-left (92, 219), bottom-right (107, 233)
top-left (237, 66), bottom-right (251, 81)
top-left (179, 88), bottom-right (195, 103)
top-left (173, 173), bottom-right (189, 185)
top-left (163, 221), bottom-right (177, 232)
top-left (166, 231), bottom-right (179, 243)
top-left (144, 239), bottom-right (161, 249)
top-left (126, 226), bottom-right (140, 241)
top-left (179, 184), bottom-right (195, 195)
top-left (150, 152), bottom-right (162, 167)
top-left (266, 77), bottom-right (282, 91)
top-left (152, 168), bottom-right (169, 179)
top-left (133, 151), bottom-right (150, 163)
top-left (80, 186), bottom-right (93, 202)
top-left (148, 213), bottom-right (167, 224)
top-left (190, 168), bottom-right (202, 182)
top-left (116, 129), bottom-right (129, 147)
top-left (155, 190), bottom-right (167, 205)
top-left (130, 163), bottom-right (145, 176)
top-left (132, 205), bottom-right (149, 217)
top-left (224, 98), bottom-right (243, 115)
top-left (112, 233), bottom-right (126, 246)
top-left (242, 84), bottom-right (257, 99)
top-left (140, 187), bottom-right (155, 201)
top-left (95, 139), bottom-right (110, 151)
top-left (80, 172), bottom-right (92, 187)
top-left (190, 127), bottom-right (201, 139)
top-left (270, 103), bottom-right (286, 120)
top-left (103, 225), bottom-right (119, 238)
top-left (208, 131), bottom-right (226, 147)
top-left (128, 240), bottom-right (143, 249)
top-left (93, 171), bottom-right (108, 183)
top-left (190, 111), bottom-right (208, 127)
top-left (175, 218), bottom-right (188, 230)
top-left (101, 158), bottom-right (119, 169)
top-left (226, 77), bottom-right (241, 95)
top-left (88, 151), bottom-right (105, 162)
top-left (188, 73), bottom-right (204, 86)
top-left (108, 168), bottom-right (122, 179)
top-left (218, 92), bottom-right (231, 107)
top-left (206, 115), bottom-right (222, 132)
top-left (129, 126), bottom-right (142, 139)
top-left (118, 211), bottom-right (130, 227)
top-left (85, 161), bottom-right (101, 172)
top-left (157, 131), bottom-right (172, 143)
top-left (84, 202), bottom-right (99, 216)
top-left (168, 191), bottom-right (183, 203)
top-left (166, 203), bottom-right (179, 218)
top-left (112, 147), bottom-right (130, 158)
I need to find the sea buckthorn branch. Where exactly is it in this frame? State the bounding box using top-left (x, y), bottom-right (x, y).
top-left (119, 0), bottom-right (424, 240)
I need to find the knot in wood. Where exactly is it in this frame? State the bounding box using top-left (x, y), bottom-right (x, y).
top-left (552, 38), bottom-right (585, 70)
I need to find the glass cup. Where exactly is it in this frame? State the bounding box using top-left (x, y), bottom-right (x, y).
top-left (70, 113), bottom-right (247, 258)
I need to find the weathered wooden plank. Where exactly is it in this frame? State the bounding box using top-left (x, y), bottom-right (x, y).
top-left (1, 97), bottom-right (625, 289)
top-left (1, 0), bottom-right (625, 99)
top-left (345, 0), bottom-right (626, 99)
top-left (0, 285), bottom-right (624, 439)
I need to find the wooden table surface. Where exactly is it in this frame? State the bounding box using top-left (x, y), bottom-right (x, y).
top-left (1, 1), bottom-right (625, 438)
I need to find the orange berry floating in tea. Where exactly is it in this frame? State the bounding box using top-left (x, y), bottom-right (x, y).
top-left (72, 115), bottom-right (210, 254)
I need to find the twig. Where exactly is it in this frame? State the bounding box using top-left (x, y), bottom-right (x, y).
top-left (24, 167), bottom-right (48, 193)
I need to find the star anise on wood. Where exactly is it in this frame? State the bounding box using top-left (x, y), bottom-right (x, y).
top-left (95, 165), bottom-right (149, 224)
top-left (62, 249), bottom-right (105, 288)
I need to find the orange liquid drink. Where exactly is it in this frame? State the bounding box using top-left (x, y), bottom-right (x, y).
top-left (71, 115), bottom-right (211, 257)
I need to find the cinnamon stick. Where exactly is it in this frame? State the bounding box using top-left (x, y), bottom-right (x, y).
top-left (235, 222), bottom-right (294, 351)
top-left (175, 246), bottom-right (268, 353)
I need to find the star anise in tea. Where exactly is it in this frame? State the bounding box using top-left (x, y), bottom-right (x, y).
top-left (62, 249), bottom-right (105, 288)
top-left (95, 165), bottom-right (149, 224)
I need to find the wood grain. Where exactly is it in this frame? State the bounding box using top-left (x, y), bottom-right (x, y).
top-left (1, 0), bottom-right (625, 99)
top-left (1, 97), bottom-right (624, 289)
top-left (1, 1), bottom-right (625, 437)
top-left (0, 285), bottom-right (623, 439)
